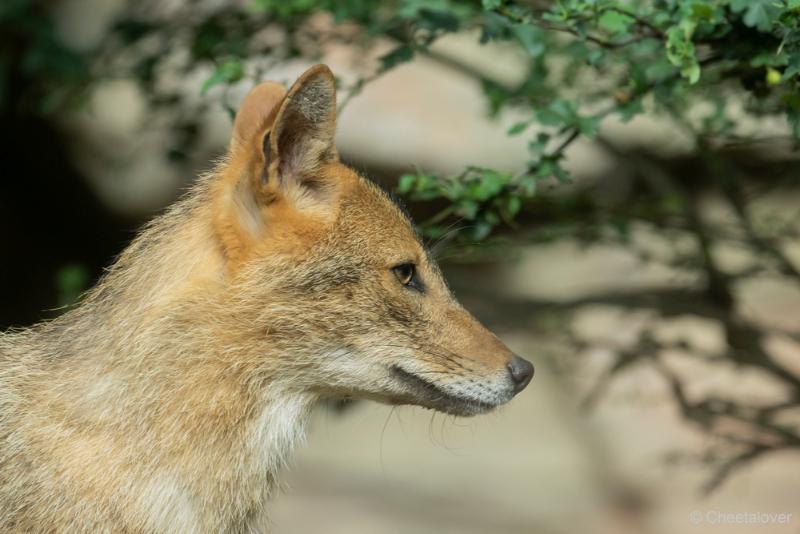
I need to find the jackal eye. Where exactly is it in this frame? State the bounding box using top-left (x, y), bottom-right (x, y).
top-left (392, 262), bottom-right (422, 291)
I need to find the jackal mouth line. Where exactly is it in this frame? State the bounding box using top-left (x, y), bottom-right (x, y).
top-left (389, 365), bottom-right (496, 415)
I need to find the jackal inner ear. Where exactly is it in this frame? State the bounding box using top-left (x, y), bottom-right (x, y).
top-left (268, 65), bottom-right (338, 196)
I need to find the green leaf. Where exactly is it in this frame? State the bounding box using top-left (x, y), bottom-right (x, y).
top-left (684, 62), bottom-right (700, 84)
top-left (511, 24), bottom-right (545, 56)
top-left (691, 3), bottom-right (714, 21)
top-left (518, 175), bottom-right (536, 196)
top-left (536, 156), bottom-right (556, 177)
top-left (728, 0), bottom-right (750, 13)
top-left (471, 170), bottom-right (508, 201)
top-left (645, 59), bottom-right (676, 82)
top-left (536, 108), bottom-right (564, 127)
top-left (553, 164), bottom-right (572, 183)
top-left (665, 25), bottom-right (700, 84)
top-left (480, 11), bottom-right (511, 43)
top-left (577, 116), bottom-right (601, 138)
top-left (481, 0), bottom-right (502, 10)
top-left (731, 0), bottom-right (779, 32)
top-left (536, 155), bottom-right (571, 182)
top-left (598, 11), bottom-right (632, 34)
top-left (422, 225), bottom-right (449, 239)
top-left (587, 48), bottom-right (605, 67)
top-left (397, 174), bottom-right (418, 193)
top-left (471, 221), bottom-right (493, 241)
top-left (536, 99), bottom-right (576, 127)
top-left (56, 263), bottom-right (89, 307)
top-left (528, 132), bottom-right (550, 157)
top-left (618, 100), bottom-right (644, 122)
top-left (379, 45), bottom-right (414, 71)
top-left (783, 56), bottom-right (800, 81)
top-left (417, 8), bottom-right (462, 32)
top-left (200, 59), bottom-right (244, 95)
top-left (457, 198), bottom-right (480, 218)
top-left (506, 195), bottom-right (521, 217)
top-left (507, 121), bottom-right (529, 135)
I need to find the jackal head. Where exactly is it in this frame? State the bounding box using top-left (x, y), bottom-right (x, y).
top-left (214, 65), bottom-right (532, 416)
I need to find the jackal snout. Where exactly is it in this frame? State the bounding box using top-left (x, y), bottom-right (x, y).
top-left (382, 301), bottom-right (533, 416)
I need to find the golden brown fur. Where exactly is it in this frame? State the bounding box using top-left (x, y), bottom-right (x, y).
top-left (0, 65), bottom-right (532, 532)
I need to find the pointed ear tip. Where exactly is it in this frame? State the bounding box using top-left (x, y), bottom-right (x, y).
top-left (242, 82), bottom-right (287, 105)
top-left (299, 64), bottom-right (336, 86)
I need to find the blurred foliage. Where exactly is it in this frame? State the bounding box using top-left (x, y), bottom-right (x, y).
top-left (55, 263), bottom-right (89, 308)
top-left (5, 0), bottom-right (800, 235)
top-left (0, 0), bottom-right (90, 113)
top-left (392, 0), bottom-right (800, 240)
top-left (3, 0), bottom-right (800, 493)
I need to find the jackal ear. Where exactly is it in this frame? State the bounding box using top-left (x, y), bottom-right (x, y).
top-left (265, 64), bottom-right (338, 204)
top-left (231, 81), bottom-right (286, 152)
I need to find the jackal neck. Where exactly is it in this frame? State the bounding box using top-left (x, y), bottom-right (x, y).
top-left (4, 178), bottom-right (319, 530)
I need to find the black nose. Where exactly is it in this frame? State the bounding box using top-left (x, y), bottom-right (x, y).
top-left (507, 356), bottom-right (534, 394)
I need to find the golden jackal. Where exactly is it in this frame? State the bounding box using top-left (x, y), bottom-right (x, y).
top-left (0, 65), bottom-right (533, 532)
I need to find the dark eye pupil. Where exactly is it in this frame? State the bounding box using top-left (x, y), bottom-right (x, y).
top-left (395, 263), bottom-right (415, 285)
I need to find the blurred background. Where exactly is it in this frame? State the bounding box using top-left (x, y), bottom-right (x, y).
top-left (2, 0), bottom-right (799, 532)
